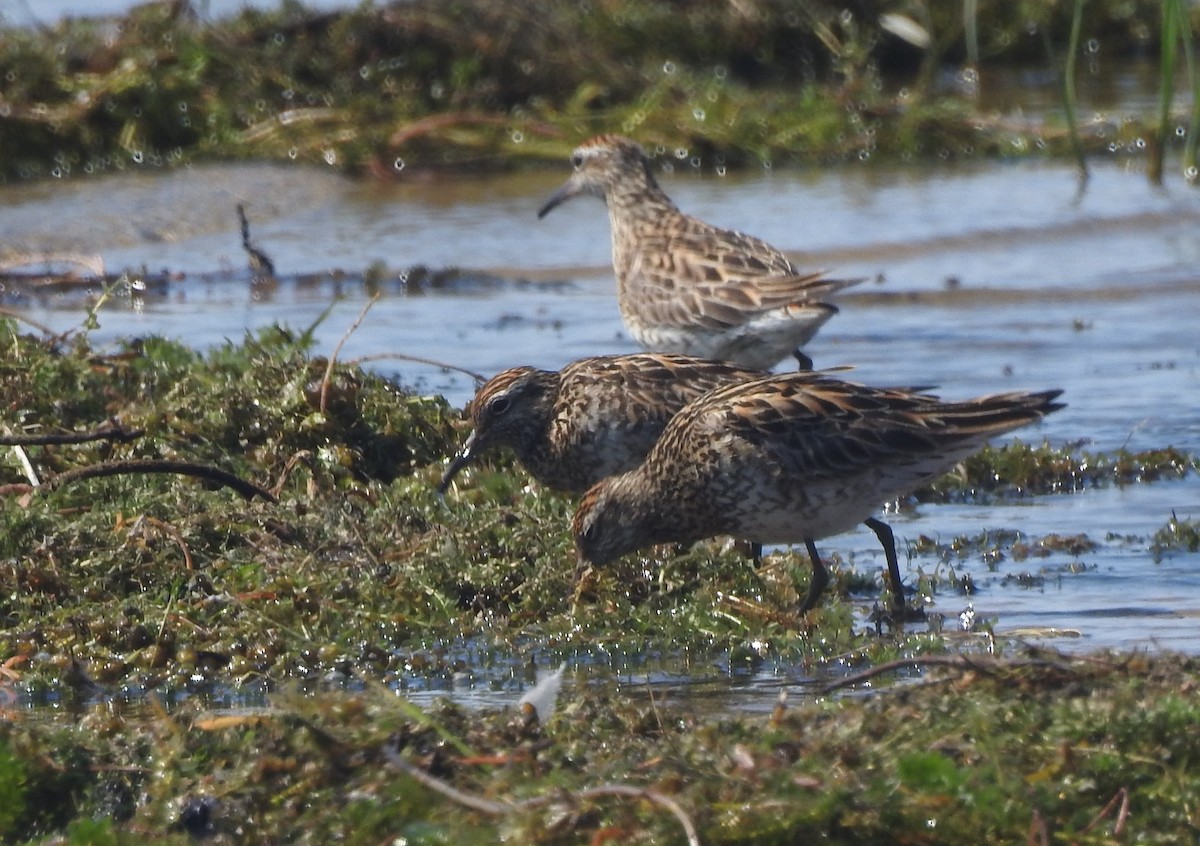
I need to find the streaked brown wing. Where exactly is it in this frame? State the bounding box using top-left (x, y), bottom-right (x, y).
top-left (649, 376), bottom-right (931, 480)
top-left (626, 224), bottom-right (853, 330)
top-left (565, 353), bottom-right (763, 423)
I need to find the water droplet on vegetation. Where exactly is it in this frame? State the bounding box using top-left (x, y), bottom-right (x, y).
top-left (674, 147), bottom-right (687, 159)
top-left (393, 158), bottom-right (405, 171)
top-left (323, 149), bottom-right (337, 165)
top-left (714, 66), bottom-right (727, 80)
top-left (690, 156), bottom-right (701, 168)
top-left (1176, 126), bottom-right (1186, 137)
top-left (1135, 137), bottom-right (1146, 149)
top-left (359, 66), bottom-right (370, 80)
top-left (716, 165), bottom-right (726, 176)
top-left (762, 160), bottom-right (772, 170)
top-left (273, 32), bottom-right (285, 45)
top-left (511, 130), bottom-right (524, 143)
top-left (132, 150), bottom-right (144, 163)
top-left (692, 107), bottom-right (706, 121)
top-left (1186, 166), bottom-right (1198, 183)
top-left (1086, 39), bottom-right (1100, 53)
top-left (663, 61), bottom-right (676, 74)
top-left (288, 147), bottom-right (298, 159)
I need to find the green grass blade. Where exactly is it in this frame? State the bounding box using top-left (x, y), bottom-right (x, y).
top-left (1062, 0), bottom-right (1088, 181)
top-left (1151, 0), bottom-right (1182, 185)
top-left (1177, 0), bottom-right (1200, 182)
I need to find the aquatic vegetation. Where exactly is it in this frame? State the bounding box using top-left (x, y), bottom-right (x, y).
top-left (0, 316), bottom-right (1194, 693)
top-left (920, 440), bottom-right (1197, 501)
top-left (2, 316), bottom-right (1199, 840)
top-left (0, 0), bottom-right (1192, 181)
top-left (1, 651), bottom-right (1199, 841)
top-left (1152, 511), bottom-right (1200, 558)
top-left (1151, 0), bottom-right (1200, 182)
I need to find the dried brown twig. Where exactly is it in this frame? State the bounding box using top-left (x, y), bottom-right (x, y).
top-left (0, 307), bottom-right (63, 337)
top-left (1079, 787), bottom-right (1130, 839)
top-left (320, 295), bottom-right (380, 414)
top-left (0, 421), bottom-right (144, 446)
top-left (347, 352), bottom-right (486, 385)
top-left (820, 653), bottom-right (1076, 695)
top-left (46, 459), bottom-right (278, 503)
top-left (130, 515), bottom-right (195, 571)
top-left (384, 748), bottom-right (701, 846)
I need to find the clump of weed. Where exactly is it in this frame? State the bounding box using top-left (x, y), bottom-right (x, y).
top-left (1152, 511), bottom-right (1200, 559)
top-left (919, 440), bottom-right (1196, 502)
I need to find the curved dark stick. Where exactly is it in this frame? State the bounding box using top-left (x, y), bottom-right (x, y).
top-left (0, 423), bottom-right (144, 446)
top-left (47, 459), bottom-right (278, 503)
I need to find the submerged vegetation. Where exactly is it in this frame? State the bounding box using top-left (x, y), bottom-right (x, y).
top-left (0, 316), bottom-right (1197, 842)
top-left (0, 0), bottom-right (1198, 183)
top-left (4, 651), bottom-right (1200, 844)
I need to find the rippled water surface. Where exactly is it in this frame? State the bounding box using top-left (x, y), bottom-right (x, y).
top-left (2, 156), bottom-right (1198, 710)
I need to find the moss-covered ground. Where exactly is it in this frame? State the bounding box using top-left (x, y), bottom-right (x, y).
top-left (0, 318), bottom-right (1197, 843)
top-left (0, 0), bottom-right (1194, 183)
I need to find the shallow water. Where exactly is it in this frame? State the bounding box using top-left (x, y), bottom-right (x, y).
top-left (2, 155), bottom-right (1199, 711)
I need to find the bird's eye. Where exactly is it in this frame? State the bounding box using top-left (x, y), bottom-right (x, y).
top-left (571, 153), bottom-right (583, 169)
top-left (490, 397), bottom-right (511, 416)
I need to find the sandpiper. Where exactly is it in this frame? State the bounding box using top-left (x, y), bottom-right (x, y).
top-left (438, 353), bottom-right (765, 494)
top-left (538, 134), bottom-right (860, 369)
top-left (572, 372), bottom-right (1064, 615)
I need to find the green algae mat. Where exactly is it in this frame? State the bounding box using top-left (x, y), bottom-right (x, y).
top-left (1, 317), bottom-right (1199, 843)
top-left (2, 0), bottom-right (1195, 183)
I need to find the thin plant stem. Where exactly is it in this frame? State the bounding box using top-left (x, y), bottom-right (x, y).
top-left (1151, 0), bottom-right (1182, 185)
top-left (1176, 0), bottom-right (1200, 182)
top-left (963, 0), bottom-right (979, 68)
top-left (1062, 0), bottom-right (1088, 183)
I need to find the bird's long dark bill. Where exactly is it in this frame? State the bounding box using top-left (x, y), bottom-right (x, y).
top-left (537, 183), bottom-right (574, 219)
top-left (436, 434), bottom-right (477, 494)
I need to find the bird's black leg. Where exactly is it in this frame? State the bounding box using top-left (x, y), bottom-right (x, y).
top-left (864, 517), bottom-right (919, 619)
top-left (799, 539), bottom-right (830, 613)
top-left (793, 348), bottom-right (814, 372)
